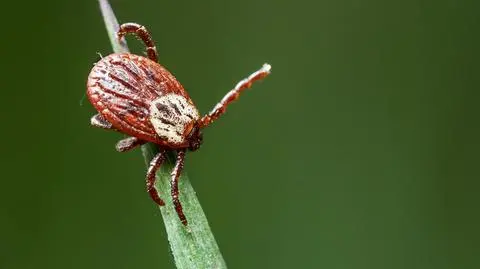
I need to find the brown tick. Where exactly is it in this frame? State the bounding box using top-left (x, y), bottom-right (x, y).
top-left (87, 23), bottom-right (271, 225)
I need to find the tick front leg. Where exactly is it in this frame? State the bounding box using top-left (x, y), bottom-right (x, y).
top-left (115, 137), bottom-right (146, 152)
top-left (117, 23), bottom-right (158, 63)
top-left (199, 64), bottom-right (271, 128)
top-left (91, 114), bottom-right (113, 129)
top-left (171, 150), bottom-right (187, 225)
top-left (146, 150), bottom-right (166, 206)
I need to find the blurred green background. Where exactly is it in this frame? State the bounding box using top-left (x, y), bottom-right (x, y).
top-left (1, 0), bottom-right (479, 268)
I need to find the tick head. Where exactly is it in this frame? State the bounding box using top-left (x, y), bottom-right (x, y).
top-left (187, 123), bottom-right (203, 151)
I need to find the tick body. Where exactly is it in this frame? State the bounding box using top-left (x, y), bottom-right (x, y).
top-left (87, 22), bottom-right (271, 225)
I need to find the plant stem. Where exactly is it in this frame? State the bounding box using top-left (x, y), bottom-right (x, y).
top-left (97, 1), bottom-right (227, 268)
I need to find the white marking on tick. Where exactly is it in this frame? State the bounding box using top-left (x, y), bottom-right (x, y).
top-left (149, 94), bottom-right (200, 144)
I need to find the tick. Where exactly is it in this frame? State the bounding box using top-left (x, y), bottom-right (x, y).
top-left (87, 23), bottom-right (271, 225)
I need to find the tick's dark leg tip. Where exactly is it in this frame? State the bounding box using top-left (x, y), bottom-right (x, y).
top-left (148, 189), bottom-right (165, 206)
top-left (154, 198), bottom-right (165, 206)
top-left (153, 198), bottom-right (165, 206)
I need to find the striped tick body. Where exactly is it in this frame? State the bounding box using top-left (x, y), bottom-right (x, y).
top-left (87, 22), bottom-right (271, 226)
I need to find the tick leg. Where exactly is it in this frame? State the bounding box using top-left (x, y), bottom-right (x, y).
top-left (92, 114), bottom-right (146, 152)
top-left (199, 64), bottom-right (272, 128)
top-left (118, 23), bottom-right (158, 62)
top-left (91, 114), bottom-right (114, 129)
top-left (146, 150), bottom-right (166, 206)
top-left (171, 150), bottom-right (187, 225)
top-left (115, 137), bottom-right (146, 152)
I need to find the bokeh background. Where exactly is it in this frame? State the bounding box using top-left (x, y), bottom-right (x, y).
top-left (1, 0), bottom-right (479, 268)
